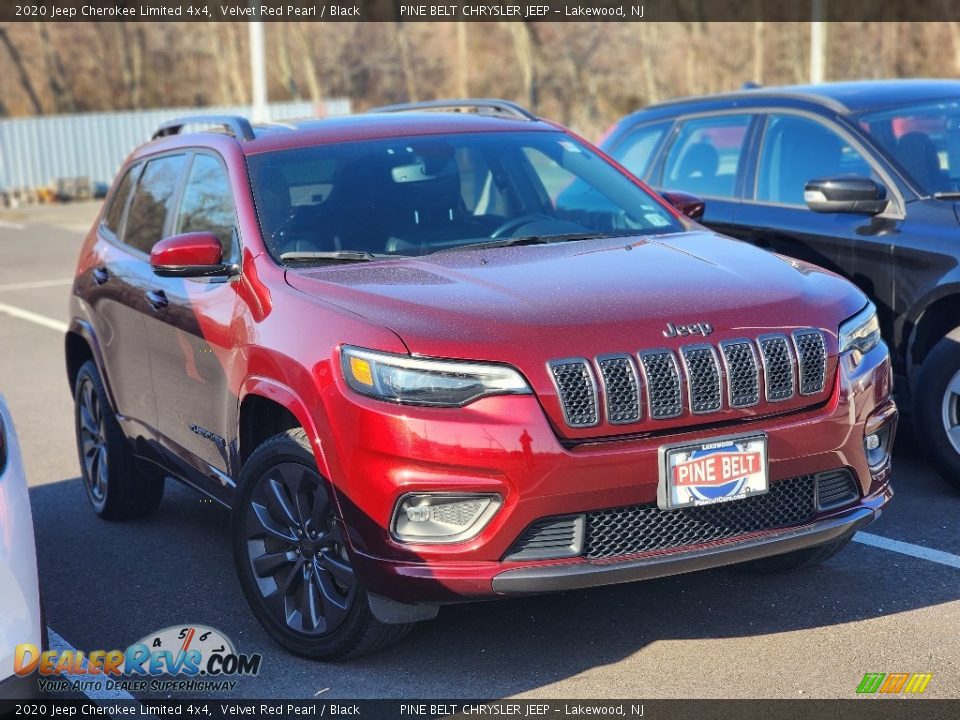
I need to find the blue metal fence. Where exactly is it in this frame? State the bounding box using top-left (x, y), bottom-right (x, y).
top-left (0, 99), bottom-right (351, 194)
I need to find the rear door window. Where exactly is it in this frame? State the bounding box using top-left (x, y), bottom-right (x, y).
top-left (102, 164), bottom-right (141, 238)
top-left (124, 154), bottom-right (187, 255)
top-left (174, 154), bottom-right (237, 258)
top-left (662, 115), bottom-right (752, 198)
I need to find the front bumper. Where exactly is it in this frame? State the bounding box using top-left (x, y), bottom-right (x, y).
top-left (492, 488), bottom-right (886, 594)
top-left (319, 341), bottom-right (895, 605)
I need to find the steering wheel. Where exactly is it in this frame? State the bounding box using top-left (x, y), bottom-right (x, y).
top-left (489, 214), bottom-right (556, 238)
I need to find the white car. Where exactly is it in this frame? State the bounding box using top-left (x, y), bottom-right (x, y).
top-left (0, 396), bottom-right (41, 699)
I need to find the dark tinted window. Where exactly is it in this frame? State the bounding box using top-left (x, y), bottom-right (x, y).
top-left (175, 154), bottom-right (236, 256)
top-left (859, 101), bottom-right (960, 195)
top-left (124, 155), bottom-right (186, 254)
top-left (662, 115), bottom-right (752, 198)
top-left (610, 121), bottom-right (671, 179)
top-left (757, 115), bottom-right (873, 205)
top-left (247, 131), bottom-right (685, 262)
top-left (103, 164), bottom-right (140, 237)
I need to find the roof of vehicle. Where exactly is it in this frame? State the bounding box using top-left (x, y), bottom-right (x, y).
top-left (146, 101), bottom-right (560, 156)
top-left (632, 79), bottom-right (960, 121)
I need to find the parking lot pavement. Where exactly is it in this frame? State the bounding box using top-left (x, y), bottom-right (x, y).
top-left (2, 205), bottom-right (959, 700)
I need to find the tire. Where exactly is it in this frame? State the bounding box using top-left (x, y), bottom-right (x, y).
top-left (231, 428), bottom-right (412, 660)
top-left (736, 534), bottom-right (853, 573)
top-left (73, 360), bottom-right (164, 520)
top-left (913, 329), bottom-right (960, 490)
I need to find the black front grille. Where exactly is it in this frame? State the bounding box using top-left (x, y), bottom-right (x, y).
top-left (598, 356), bottom-right (641, 424)
top-left (639, 351), bottom-right (682, 419)
top-left (550, 360), bottom-right (598, 427)
top-left (681, 346), bottom-right (722, 414)
top-left (759, 335), bottom-right (796, 401)
top-left (794, 331), bottom-right (827, 395)
top-left (504, 470), bottom-right (860, 562)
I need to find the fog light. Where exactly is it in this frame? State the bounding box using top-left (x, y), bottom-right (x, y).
top-left (392, 493), bottom-right (502, 544)
top-left (864, 425), bottom-right (892, 468)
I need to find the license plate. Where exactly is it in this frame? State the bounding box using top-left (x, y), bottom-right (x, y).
top-left (658, 433), bottom-right (768, 510)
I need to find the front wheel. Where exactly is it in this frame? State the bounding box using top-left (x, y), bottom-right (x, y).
top-left (231, 428), bottom-right (412, 659)
top-left (913, 330), bottom-right (960, 490)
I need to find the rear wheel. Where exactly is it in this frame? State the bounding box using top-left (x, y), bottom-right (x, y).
top-left (231, 428), bottom-right (412, 659)
top-left (73, 360), bottom-right (164, 520)
top-left (913, 330), bottom-right (960, 490)
top-left (736, 534), bottom-right (853, 573)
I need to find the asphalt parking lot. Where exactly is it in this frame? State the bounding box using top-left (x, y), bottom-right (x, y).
top-left (1, 202), bottom-right (959, 701)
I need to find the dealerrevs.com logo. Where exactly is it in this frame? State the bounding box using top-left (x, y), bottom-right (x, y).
top-left (15, 625), bottom-right (262, 694)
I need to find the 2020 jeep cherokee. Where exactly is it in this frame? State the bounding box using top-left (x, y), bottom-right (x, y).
top-left (67, 100), bottom-right (897, 659)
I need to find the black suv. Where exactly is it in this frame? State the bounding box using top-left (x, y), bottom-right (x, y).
top-left (601, 80), bottom-right (960, 489)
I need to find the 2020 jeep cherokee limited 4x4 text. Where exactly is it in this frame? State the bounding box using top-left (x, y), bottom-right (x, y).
top-left (66, 101), bottom-right (897, 659)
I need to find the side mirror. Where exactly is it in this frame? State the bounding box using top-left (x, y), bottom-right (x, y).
top-left (804, 176), bottom-right (888, 215)
top-left (661, 190), bottom-right (706, 221)
top-left (150, 232), bottom-right (230, 278)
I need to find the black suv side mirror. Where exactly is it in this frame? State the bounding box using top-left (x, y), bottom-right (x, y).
top-left (804, 176), bottom-right (888, 215)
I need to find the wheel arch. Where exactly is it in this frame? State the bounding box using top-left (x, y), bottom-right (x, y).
top-left (236, 377), bottom-right (334, 481)
top-left (65, 319), bottom-right (118, 411)
top-left (905, 286), bottom-right (960, 381)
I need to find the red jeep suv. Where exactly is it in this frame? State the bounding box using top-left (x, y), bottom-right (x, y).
top-left (67, 100), bottom-right (897, 659)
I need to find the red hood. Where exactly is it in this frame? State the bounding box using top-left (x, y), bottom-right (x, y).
top-left (286, 231), bottom-right (866, 438)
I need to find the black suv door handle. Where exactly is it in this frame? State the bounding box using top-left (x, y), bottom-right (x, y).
top-left (92, 267), bottom-right (109, 285)
top-left (145, 289), bottom-right (168, 311)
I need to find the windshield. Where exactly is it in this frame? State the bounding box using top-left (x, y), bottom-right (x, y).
top-left (246, 131), bottom-right (685, 263)
top-left (858, 100), bottom-right (960, 196)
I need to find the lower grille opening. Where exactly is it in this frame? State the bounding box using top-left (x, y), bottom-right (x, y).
top-left (505, 470), bottom-right (860, 562)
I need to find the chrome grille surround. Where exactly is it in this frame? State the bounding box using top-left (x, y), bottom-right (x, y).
top-left (758, 334), bottom-right (796, 402)
top-left (638, 350), bottom-right (683, 419)
top-left (793, 330), bottom-right (827, 396)
top-left (548, 358), bottom-right (599, 428)
top-left (596, 355), bottom-right (642, 425)
top-left (548, 329), bottom-right (827, 429)
top-left (679, 344), bottom-right (722, 414)
top-left (719, 339), bottom-right (760, 408)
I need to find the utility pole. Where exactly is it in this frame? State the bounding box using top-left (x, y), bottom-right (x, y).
top-left (249, 20), bottom-right (268, 121)
top-left (810, 0), bottom-right (826, 84)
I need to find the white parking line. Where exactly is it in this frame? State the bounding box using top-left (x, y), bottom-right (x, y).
top-left (854, 531), bottom-right (960, 569)
top-left (47, 626), bottom-right (136, 701)
top-left (0, 301), bottom-right (68, 332)
top-left (0, 278), bottom-right (73, 293)
top-left (0, 220), bottom-right (26, 231)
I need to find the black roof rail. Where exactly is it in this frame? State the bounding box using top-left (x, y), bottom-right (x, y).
top-left (152, 115), bottom-right (256, 141)
top-left (368, 98), bottom-right (537, 121)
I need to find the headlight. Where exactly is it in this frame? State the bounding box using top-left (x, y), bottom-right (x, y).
top-left (392, 493), bottom-right (502, 543)
top-left (839, 303), bottom-right (881, 359)
top-left (341, 346), bottom-right (531, 407)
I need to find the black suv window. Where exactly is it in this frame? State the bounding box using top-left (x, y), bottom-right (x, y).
top-left (756, 114), bottom-right (873, 206)
top-left (610, 121), bottom-right (672, 179)
top-left (124, 154), bottom-right (186, 255)
top-left (175, 154), bottom-right (236, 257)
top-left (103, 164), bottom-right (141, 237)
top-left (662, 115), bottom-right (752, 198)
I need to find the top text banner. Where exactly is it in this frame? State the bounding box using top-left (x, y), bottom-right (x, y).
top-left (4, 0), bottom-right (960, 23)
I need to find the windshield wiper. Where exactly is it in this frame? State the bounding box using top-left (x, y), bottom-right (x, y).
top-left (933, 191), bottom-right (960, 199)
top-left (280, 250), bottom-right (384, 263)
top-left (435, 232), bottom-right (616, 255)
